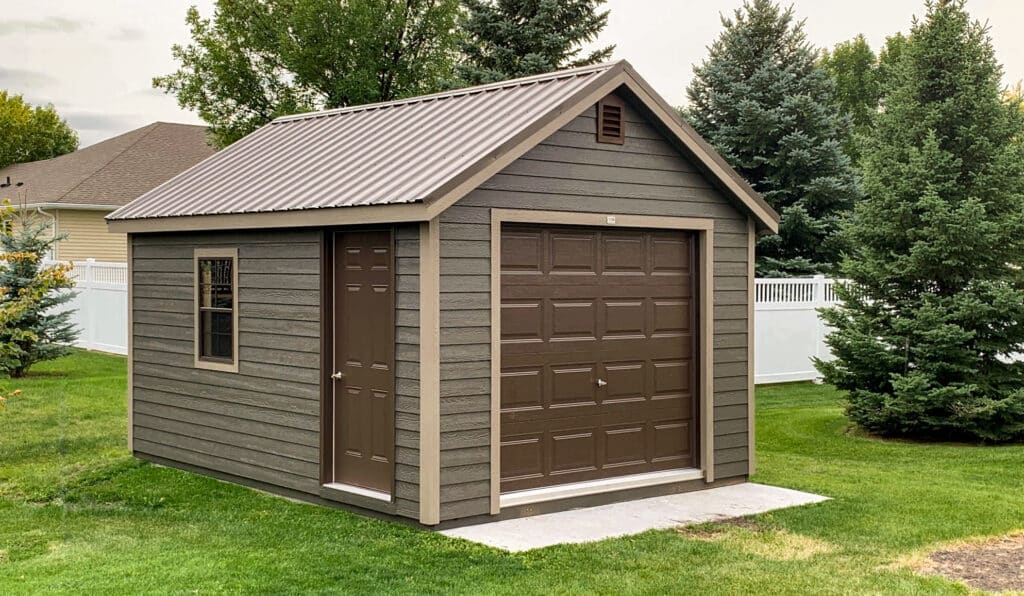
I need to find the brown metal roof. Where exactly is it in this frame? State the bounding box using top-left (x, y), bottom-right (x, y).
top-left (108, 61), bottom-right (780, 233)
top-left (109, 63), bottom-right (615, 221)
top-left (0, 122), bottom-right (214, 208)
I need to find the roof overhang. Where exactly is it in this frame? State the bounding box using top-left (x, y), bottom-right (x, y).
top-left (27, 203), bottom-right (120, 212)
top-left (108, 61), bottom-right (779, 235)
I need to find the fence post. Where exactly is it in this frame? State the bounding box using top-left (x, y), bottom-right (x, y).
top-left (812, 275), bottom-right (826, 383)
top-left (84, 259), bottom-right (96, 351)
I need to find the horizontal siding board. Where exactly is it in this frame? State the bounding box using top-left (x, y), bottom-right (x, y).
top-left (133, 387), bottom-right (318, 429)
top-left (134, 411), bottom-right (318, 462)
top-left (440, 497), bottom-right (490, 521)
top-left (134, 439), bottom-right (317, 494)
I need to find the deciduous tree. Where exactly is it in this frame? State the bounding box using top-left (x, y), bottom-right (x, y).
top-left (154, 0), bottom-right (462, 147)
top-left (0, 92), bottom-right (77, 169)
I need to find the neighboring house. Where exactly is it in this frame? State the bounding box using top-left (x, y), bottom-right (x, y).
top-left (108, 61), bottom-right (780, 526)
top-left (0, 122), bottom-right (214, 262)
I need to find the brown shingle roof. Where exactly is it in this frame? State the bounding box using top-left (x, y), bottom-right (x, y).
top-left (0, 122), bottom-right (215, 208)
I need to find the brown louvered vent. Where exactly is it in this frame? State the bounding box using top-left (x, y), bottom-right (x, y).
top-left (597, 96), bottom-right (626, 144)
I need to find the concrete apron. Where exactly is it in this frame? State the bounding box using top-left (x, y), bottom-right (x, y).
top-left (440, 483), bottom-right (829, 552)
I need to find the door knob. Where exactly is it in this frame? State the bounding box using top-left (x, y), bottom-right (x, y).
top-left (596, 379), bottom-right (607, 387)
top-left (331, 371), bottom-right (345, 380)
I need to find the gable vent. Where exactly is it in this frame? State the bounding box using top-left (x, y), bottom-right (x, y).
top-left (597, 96), bottom-right (626, 145)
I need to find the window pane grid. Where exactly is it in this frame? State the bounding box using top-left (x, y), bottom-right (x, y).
top-left (197, 256), bottom-right (234, 363)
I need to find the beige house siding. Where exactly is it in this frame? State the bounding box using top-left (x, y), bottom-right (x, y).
top-left (54, 209), bottom-right (127, 262)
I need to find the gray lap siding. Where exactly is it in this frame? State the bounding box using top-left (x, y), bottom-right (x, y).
top-left (131, 225), bottom-right (421, 519)
top-left (437, 102), bottom-right (751, 520)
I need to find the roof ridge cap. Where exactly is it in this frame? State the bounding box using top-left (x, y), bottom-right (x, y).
top-left (273, 60), bottom-right (623, 124)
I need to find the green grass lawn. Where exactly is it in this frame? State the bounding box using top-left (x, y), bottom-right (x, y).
top-left (1, 351), bottom-right (1022, 594)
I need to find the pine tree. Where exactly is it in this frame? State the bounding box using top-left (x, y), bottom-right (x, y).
top-left (0, 211), bottom-right (78, 377)
top-left (685, 0), bottom-right (861, 277)
top-left (817, 0), bottom-right (1024, 442)
top-left (457, 0), bottom-right (614, 85)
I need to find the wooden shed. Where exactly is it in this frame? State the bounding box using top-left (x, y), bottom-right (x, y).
top-left (107, 61), bottom-right (779, 526)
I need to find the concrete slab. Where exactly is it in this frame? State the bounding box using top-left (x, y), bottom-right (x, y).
top-left (439, 483), bottom-right (829, 552)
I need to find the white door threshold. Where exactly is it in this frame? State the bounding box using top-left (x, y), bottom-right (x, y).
top-left (500, 468), bottom-right (704, 509)
top-left (323, 482), bottom-right (391, 502)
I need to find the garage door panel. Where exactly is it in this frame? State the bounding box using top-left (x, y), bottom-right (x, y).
top-left (653, 420), bottom-right (693, 462)
top-left (550, 232), bottom-right (597, 273)
top-left (501, 432), bottom-right (545, 482)
top-left (501, 223), bottom-right (698, 493)
top-left (501, 301), bottom-right (543, 341)
top-left (502, 232), bottom-right (543, 271)
top-left (501, 367), bottom-right (544, 410)
top-left (550, 300), bottom-right (598, 338)
top-left (549, 430), bottom-right (599, 474)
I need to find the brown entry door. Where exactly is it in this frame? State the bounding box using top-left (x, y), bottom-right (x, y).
top-left (500, 224), bottom-right (698, 493)
top-left (331, 230), bottom-right (395, 494)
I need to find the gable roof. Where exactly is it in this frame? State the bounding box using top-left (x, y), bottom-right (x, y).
top-left (0, 122), bottom-right (215, 209)
top-left (108, 61), bottom-right (779, 233)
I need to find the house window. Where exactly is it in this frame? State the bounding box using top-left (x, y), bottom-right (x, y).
top-left (194, 248), bottom-right (238, 372)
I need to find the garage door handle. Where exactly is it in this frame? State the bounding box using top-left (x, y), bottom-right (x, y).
top-left (596, 379), bottom-right (607, 388)
top-left (331, 371), bottom-right (345, 381)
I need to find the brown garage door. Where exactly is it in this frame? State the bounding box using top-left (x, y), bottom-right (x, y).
top-left (500, 224), bottom-right (698, 493)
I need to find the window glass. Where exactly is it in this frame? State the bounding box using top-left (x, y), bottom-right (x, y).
top-left (198, 257), bottom-right (233, 361)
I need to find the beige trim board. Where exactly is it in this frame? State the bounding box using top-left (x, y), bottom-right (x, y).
top-left (193, 248), bottom-right (240, 373)
top-left (126, 234), bottom-right (134, 450)
top-left (107, 202), bottom-right (428, 234)
top-left (747, 218), bottom-right (757, 475)
top-left (700, 229), bottom-right (716, 483)
top-left (418, 219), bottom-right (441, 525)
top-left (489, 208), bottom-right (717, 513)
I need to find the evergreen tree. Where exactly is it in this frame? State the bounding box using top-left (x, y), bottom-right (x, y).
top-left (457, 0), bottom-right (614, 85)
top-left (817, 0), bottom-right (1024, 442)
top-left (685, 0), bottom-right (861, 277)
top-left (0, 212), bottom-right (78, 377)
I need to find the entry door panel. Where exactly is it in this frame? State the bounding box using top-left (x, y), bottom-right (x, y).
top-left (500, 224), bottom-right (698, 493)
top-left (332, 230), bottom-right (395, 494)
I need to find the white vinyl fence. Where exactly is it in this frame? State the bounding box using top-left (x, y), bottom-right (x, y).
top-left (47, 260), bottom-right (838, 383)
top-left (754, 275), bottom-right (839, 384)
top-left (48, 259), bottom-right (129, 355)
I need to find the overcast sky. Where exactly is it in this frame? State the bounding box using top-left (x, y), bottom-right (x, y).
top-left (3, 0), bottom-right (1022, 147)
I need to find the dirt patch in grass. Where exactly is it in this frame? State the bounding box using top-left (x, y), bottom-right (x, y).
top-left (913, 532), bottom-right (1024, 593)
top-left (679, 517), bottom-right (834, 561)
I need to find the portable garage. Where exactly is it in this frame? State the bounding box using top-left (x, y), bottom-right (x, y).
top-left (107, 60), bottom-right (779, 526)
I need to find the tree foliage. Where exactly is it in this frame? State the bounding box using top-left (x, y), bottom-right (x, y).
top-left (817, 0), bottom-right (1024, 442)
top-left (0, 210), bottom-right (78, 378)
top-left (685, 0), bottom-right (861, 277)
top-left (820, 33), bottom-right (910, 162)
top-left (0, 91), bottom-right (78, 169)
top-left (154, 0), bottom-right (462, 147)
top-left (456, 0), bottom-right (614, 85)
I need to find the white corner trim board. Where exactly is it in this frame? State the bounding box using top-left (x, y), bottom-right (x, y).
top-left (499, 469), bottom-right (705, 509)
